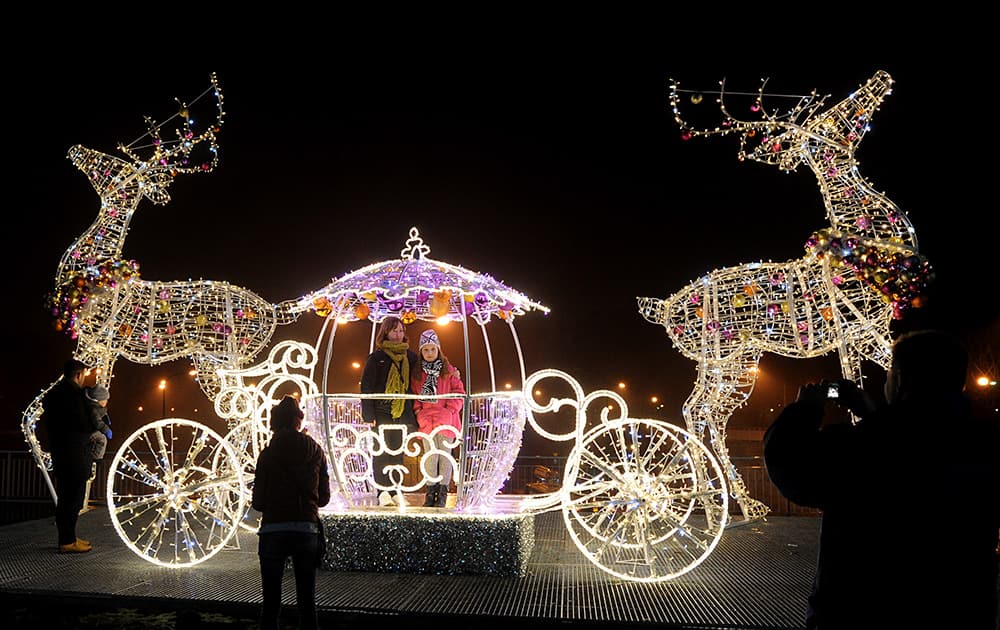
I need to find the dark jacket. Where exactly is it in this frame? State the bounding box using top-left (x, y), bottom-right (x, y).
top-left (85, 400), bottom-right (112, 435)
top-left (764, 395), bottom-right (1000, 629)
top-left (41, 377), bottom-right (92, 478)
top-left (360, 348), bottom-right (418, 426)
top-left (252, 430), bottom-right (331, 526)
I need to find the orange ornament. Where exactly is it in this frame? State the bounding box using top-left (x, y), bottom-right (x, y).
top-left (354, 302), bottom-right (371, 320)
top-left (429, 297), bottom-right (450, 317)
top-left (401, 311), bottom-right (417, 325)
top-left (313, 297), bottom-right (333, 318)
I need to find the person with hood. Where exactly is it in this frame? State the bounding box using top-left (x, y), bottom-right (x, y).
top-left (252, 395), bottom-right (332, 630)
top-left (83, 384), bottom-right (113, 462)
top-left (763, 330), bottom-right (1000, 629)
top-left (41, 358), bottom-right (93, 554)
top-left (411, 329), bottom-right (465, 508)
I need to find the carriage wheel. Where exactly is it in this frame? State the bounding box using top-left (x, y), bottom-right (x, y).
top-left (106, 418), bottom-right (246, 567)
top-left (561, 418), bottom-right (728, 582)
top-left (217, 419), bottom-right (270, 532)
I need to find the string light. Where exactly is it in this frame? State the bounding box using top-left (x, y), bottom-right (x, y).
top-left (294, 227), bottom-right (549, 325)
top-left (640, 70), bottom-right (930, 522)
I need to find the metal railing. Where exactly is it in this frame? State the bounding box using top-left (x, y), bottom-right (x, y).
top-left (0, 450), bottom-right (818, 520)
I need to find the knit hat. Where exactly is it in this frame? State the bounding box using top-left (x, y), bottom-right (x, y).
top-left (87, 385), bottom-right (110, 401)
top-left (270, 395), bottom-right (304, 430)
top-left (418, 329), bottom-right (440, 351)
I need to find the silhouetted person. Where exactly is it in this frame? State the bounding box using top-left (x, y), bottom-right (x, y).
top-left (764, 330), bottom-right (1000, 629)
top-left (41, 358), bottom-right (93, 553)
top-left (252, 395), bottom-right (331, 630)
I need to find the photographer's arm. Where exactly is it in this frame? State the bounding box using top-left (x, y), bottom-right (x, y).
top-left (763, 383), bottom-right (832, 508)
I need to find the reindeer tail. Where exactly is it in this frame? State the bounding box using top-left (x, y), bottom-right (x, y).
top-left (274, 299), bottom-right (307, 325)
top-left (636, 296), bottom-right (668, 326)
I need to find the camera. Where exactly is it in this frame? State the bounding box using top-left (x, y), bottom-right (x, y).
top-left (826, 383), bottom-right (839, 399)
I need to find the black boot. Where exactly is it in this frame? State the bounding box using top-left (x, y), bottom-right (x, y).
top-left (435, 483), bottom-right (448, 508)
top-left (423, 484), bottom-right (437, 507)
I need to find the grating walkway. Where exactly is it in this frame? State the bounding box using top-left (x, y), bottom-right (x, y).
top-left (0, 504), bottom-right (819, 629)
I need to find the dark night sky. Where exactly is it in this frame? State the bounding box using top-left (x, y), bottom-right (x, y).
top-left (3, 35), bottom-right (997, 451)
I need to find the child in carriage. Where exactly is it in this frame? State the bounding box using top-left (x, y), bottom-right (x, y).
top-left (411, 329), bottom-right (465, 508)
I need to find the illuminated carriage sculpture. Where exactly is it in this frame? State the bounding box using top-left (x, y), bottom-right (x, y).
top-left (105, 228), bottom-right (730, 581)
top-left (24, 74), bottom-right (730, 581)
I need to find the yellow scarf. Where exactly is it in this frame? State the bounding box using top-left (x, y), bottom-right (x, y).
top-left (380, 341), bottom-right (410, 418)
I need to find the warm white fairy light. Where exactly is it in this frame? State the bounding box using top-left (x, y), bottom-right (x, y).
top-left (521, 369), bottom-right (728, 582)
top-left (22, 74), bottom-right (301, 497)
top-left (106, 418), bottom-right (246, 567)
top-left (639, 71), bottom-right (931, 522)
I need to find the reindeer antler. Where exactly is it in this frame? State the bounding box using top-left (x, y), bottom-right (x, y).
top-left (119, 73), bottom-right (225, 178)
top-left (670, 71), bottom-right (894, 175)
top-left (671, 76), bottom-right (824, 137)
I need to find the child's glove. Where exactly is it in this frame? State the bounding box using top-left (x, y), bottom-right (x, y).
top-left (104, 429), bottom-right (112, 440)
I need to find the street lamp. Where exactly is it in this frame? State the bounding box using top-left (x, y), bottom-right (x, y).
top-left (159, 379), bottom-right (166, 418)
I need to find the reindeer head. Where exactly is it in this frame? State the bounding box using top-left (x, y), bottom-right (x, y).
top-left (68, 73), bottom-right (226, 206)
top-left (670, 71), bottom-right (894, 173)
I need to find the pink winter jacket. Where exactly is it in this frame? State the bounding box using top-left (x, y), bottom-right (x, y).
top-left (411, 363), bottom-right (465, 435)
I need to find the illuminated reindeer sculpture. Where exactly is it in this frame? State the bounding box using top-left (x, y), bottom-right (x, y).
top-left (637, 71), bottom-right (932, 521)
top-left (23, 74), bottom-right (300, 500)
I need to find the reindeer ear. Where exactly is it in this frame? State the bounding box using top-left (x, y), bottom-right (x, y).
top-left (140, 170), bottom-right (173, 205)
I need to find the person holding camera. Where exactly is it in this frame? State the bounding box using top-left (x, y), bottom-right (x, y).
top-left (763, 329), bottom-right (999, 630)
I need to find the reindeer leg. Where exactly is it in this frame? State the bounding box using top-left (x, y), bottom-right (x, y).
top-left (22, 379), bottom-right (61, 503)
top-left (190, 355), bottom-right (226, 402)
top-left (696, 353), bottom-right (770, 523)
